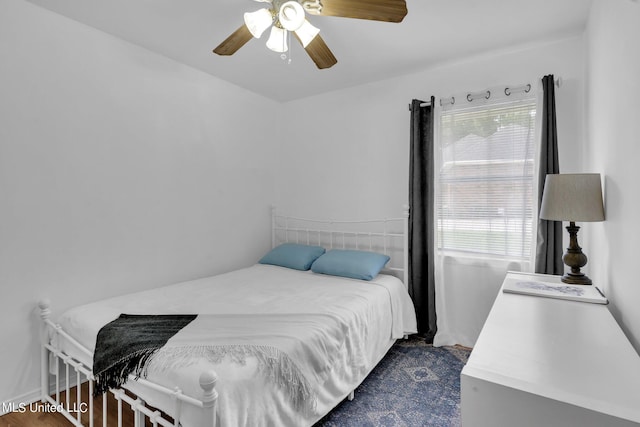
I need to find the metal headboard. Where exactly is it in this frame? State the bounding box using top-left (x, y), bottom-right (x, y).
top-left (271, 206), bottom-right (409, 286)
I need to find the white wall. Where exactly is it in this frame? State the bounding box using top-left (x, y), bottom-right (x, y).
top-left (276, 37), bottom-right (585, 219)
top-left (586, 0), bottom-right (640, 352)
top-left (276, 36), bottom-right (585, 346)
top-left (0, 0), bottom-right (279, 405)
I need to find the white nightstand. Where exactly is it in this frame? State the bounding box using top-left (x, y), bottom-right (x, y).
top-left (461, 271), bottom-right (640, 427)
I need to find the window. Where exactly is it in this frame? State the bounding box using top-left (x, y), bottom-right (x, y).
top-left (436, 96), bottom-right (537, 260)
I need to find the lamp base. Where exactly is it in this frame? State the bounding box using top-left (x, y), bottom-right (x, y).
top-left (561, 222), bottom-right (592, 286)
top-left (561, 272), bottom-right (593, 285)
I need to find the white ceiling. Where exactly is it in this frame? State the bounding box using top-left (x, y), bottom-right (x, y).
top-left (25, 0), bottom-right (592, 102)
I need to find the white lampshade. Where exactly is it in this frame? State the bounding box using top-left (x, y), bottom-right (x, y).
top-left (540, 173), bottom-right (605, 222)
top-left (266, 26), bottom-right (288, 53)
top-left (244, 8), bottom-right (273, 38)
top-left (295, 20), bottom-right (320, 47)
top-left (279, 1), bottom-right (305, 31)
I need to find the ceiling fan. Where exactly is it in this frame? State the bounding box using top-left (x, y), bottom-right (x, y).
top-left (213, 0), bottom-right (408, 69)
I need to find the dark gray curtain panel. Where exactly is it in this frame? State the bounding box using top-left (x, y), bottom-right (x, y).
top-left (408, 97), bottom-right (437, 341)
top-left (535, 75), bottom-right (564, 275)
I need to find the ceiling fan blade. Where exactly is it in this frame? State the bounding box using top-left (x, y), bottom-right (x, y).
top-left (295, 33), bottom-right (337, 69)
top-left (311, 0), bottom-right (407, 23)
top-left (213, 24), bottom-right (253, 56)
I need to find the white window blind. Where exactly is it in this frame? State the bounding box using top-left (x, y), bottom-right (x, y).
top-left (437, 96), bottom-right (537, 260)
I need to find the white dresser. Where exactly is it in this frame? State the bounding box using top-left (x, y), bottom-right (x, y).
top-left (461, 271), bottom-right (640, 427)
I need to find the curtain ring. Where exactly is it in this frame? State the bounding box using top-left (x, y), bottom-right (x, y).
top-left (506, 84), bottom-right (531, 96)
top-left (439, 96), bottom-right (455, 107)
top-left (468, 90), bottom-right (491, 102)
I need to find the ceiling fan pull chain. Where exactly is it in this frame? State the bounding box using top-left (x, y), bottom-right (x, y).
top-left (280, 30), bottom-right (287, 61)
top-left (281, 30), bottom-right (292, 64)
top-left (287, 30), bottom-right (292, 64)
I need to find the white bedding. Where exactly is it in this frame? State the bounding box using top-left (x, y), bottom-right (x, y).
top-left (56, 264), bottom-right (417, 427)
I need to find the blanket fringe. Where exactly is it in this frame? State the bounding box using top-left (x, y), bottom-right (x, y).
top-left (148, 345), bottom-right (317, 414)
top-left (93, 347), bottom-right (159, 396)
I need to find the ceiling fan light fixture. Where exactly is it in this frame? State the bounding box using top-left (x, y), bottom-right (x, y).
top-left (266, 26), bottom-right (288, 53)
top-left (215, 0), bottom-right (407, 70)
top-left (295, 20), bottom-right (320, 47)
top-left (279, 1), bottom-right (306, 31)
top-left (243, 8), bottom-right (273, 38)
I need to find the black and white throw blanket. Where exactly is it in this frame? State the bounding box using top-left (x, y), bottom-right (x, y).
top-left (91, 312), bottom-right (355, 414)
top-left (93, 314), bottom-right (197, 396)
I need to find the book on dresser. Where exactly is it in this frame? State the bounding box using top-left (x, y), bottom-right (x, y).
top-left (502, 278), bottom-right (608, 304)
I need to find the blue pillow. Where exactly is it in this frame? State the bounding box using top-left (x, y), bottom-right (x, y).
top-left (311, 249), bottom-right (390, 281)
top-left (259, 243), bottom-right (326, 271)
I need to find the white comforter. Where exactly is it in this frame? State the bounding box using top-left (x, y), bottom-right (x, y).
top-left (56, 264), bottom-right (417, 427)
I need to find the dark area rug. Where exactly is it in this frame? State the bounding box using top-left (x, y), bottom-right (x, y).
top-left (316, 337), bottom-right (471, 427)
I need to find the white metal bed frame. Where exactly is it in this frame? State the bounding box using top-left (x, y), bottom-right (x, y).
top-left (38, 206), bottom-right (410, 427)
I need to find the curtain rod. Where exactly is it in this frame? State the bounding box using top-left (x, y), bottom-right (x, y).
top-left (409, 76), bottom-right (562, 112)
top-left (407, 101), bottom-right (431, 111)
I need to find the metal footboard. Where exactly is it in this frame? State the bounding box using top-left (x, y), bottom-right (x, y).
top-left (39, 300), bottom-right (218, 427)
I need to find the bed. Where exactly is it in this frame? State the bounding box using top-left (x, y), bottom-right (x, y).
top-left (39, 207), bottom-right (417, 427)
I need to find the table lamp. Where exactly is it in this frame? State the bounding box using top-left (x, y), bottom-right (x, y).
top-left (539, 173), bottom-right (605, 285)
